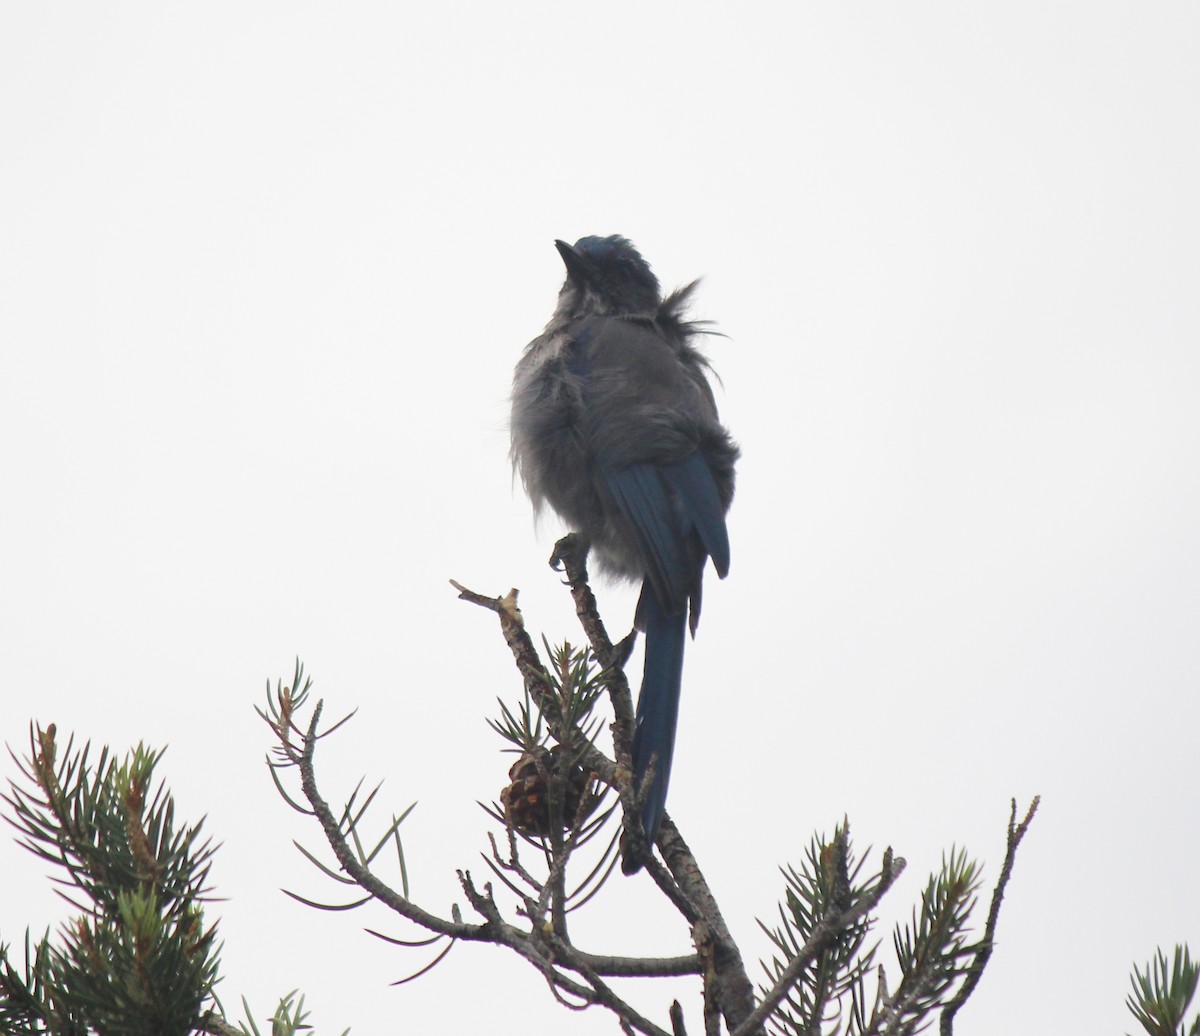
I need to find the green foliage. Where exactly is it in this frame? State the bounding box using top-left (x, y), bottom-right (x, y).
top-left (0, 722), bottom-right (350, 1036)
top-left (759, 834), bottom-right (986, 1036)
top-left (233, 990), bottom-right (348, 1036)
top-left (759, 824), bottom-right (876, 1035)
top-left (886, 847), bottom-right (982, 1032)
top-left (0, 726), bottom-right (219, 1036)
top-left (1128, 945), bottom-right (1200, 1036)
top-left (487, 639), bottom-right (607, 755)
top-left (0, 931), bottom-right (66, 1036)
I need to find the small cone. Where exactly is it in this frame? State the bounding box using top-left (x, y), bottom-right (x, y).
top-left (499, 745), bottom-right (597, 835)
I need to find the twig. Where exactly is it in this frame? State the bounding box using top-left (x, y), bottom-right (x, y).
top-left (198, 1011), bottom-right (244, 1036)
top-left (670, 1000), bottom-right (688, 1036)
top-left (548, 933), bottom-right (676, 1036)
top-left (544, 535), bottom-right (638, 802)
top-left (450, 579), bottom-right (616, 786)
top-left (938, 796), bottom-right (1040, 1036)
top-left (289, 700), bottom-right (493, 942)
top-left (548, 533), bottom-right (621, 669)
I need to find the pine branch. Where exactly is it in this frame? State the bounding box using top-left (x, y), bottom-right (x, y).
top-left (264, 659), bottom-right (702, 1036)
top-left (1127, 945), bottom-right (1199, 1036)
top-left (756, 825), bottom-right (883, 1036)
top-left (872, 848), bottom-right (981, 1034)
top-left (746, 836), bottom-right (903, 1036)
top-left (2, 728), bottom-right (220, 1036)
top-left (455, 555), bottom-right (766, 1034)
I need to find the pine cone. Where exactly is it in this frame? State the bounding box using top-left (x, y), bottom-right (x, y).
top-left (499, 745), bottom-right (597, 836)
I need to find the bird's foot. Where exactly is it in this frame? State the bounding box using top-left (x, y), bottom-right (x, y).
top-left (549, 533), bottom-right (589, 578)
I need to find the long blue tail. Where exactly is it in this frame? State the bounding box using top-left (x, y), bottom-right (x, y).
top-left (629, 586), bottom-right (687, 854)
top-left (605, 453), bottom-right (728, 871)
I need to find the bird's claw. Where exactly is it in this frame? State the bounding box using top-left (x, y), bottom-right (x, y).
top-left (549, 532), bottom-right (588, 575)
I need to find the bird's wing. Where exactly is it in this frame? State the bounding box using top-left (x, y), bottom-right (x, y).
top-left (604, 462), bottom-right (690, 612)
top-left (605, 452), bottom-right (728, 627)
top-left (660, 452), bottom-right (730, 579)
top-left (579, 315), bottom-right (730, 618)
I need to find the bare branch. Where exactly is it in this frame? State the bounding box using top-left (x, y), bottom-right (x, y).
top-left (656, 818), bottom-right (766, 1035)
top-left (548, 932), bottom-right (676, 1036)
top-left (670, 1000), bottom-right (688, 1036)
top-left (939, 796), bottom-right (1040, 1036)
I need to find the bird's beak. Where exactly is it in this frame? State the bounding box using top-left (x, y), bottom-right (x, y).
top-left (555, 239), bottom-right (597, 285)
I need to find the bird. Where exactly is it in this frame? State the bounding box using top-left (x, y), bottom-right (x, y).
top-left (510, 235), bottom-right (737, 871)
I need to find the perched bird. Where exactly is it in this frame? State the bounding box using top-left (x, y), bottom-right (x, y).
top-left (510, 236), bottom-right (738, 870)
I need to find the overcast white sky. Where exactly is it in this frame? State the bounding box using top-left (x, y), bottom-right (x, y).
top-left (2, 4), bottom-right (1198, 1034)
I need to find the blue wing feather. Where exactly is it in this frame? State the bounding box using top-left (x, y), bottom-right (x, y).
top-left (661, 453), bottom-right (730, 579)
top-left (604, 464), bottom-right (688, 610)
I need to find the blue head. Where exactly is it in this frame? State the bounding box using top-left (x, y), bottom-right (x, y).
top-left (554, 235), bottom-right (662, 317)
